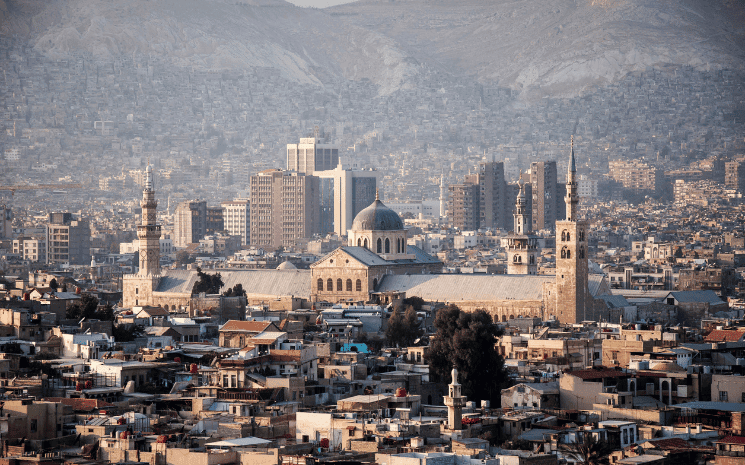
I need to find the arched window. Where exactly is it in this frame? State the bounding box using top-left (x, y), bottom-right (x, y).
top-left (530, 255), bottom-right (535, 264)
top-left (364, 238), bottom-right (368, 249)
top-left (356, 279), bottom-right (362, 291)
top-left (567, 232), bottom-right (571, 241)
top-left (517, 255), bottom-right (522, 263)
top-left (377, 238), bottom-right (382, 253)
top-left (579, 248), bottom-right (585, 259)
top-left (357, 238), bottom-right (361, 247)
top-left (396, 238), bottom-right (400, 253)
top-left (561, 230), bottom-right (566, 241)
top-left (513, 255), bottom-right (518, 262)
top-left (317, 278), bottom-right (324, 291)
top-left (561, 248), bottom-right (567, 259)
top-left (346, 279), bottom-right (352, 291)
top-left (327, 278), bottom-right (333, 290)
top-left (337, 279), bottom-right (343, 291)
top-left (567, 249), bottom-right (571, 259)
top-left (385, 238), bottom-right (390, 253)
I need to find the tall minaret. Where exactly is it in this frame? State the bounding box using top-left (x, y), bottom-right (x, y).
top-left (444, 367), bottom-right (466, 430)
top-left (138, 164), bottom-right (161, 276)
top-left (122, 164), bottom-right (162, 308)
top-left (507, 172), bottom-right (538, 275)
top-left (554, 136), bottom-right (589, 324)
top-left (439, 173), bottom-right (447, 218)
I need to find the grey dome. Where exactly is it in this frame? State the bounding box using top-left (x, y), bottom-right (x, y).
top-left (351, 199), bottom-right (404, 231)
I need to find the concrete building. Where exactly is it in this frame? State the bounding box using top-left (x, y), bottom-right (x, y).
top-left (46, 212), bottom-right (91, 265)
top-left (12, 235), bottom-right (46, 262)
top-left (725, 160), bottom-right (745, 192)
top-left (478, 161), bottom-right (508, 230)
top-left (448, 180), bottom-right (480, 231)
top-left (172, 201), bottom-right (222, 248)
top-left (530, 160), bottom-right (563, 231)
top-left (221, 199), bottom-right (250, 245)
top-left (249, 169), bottom-right (320, 249)
top-left (315, 164), bottom-right (377, 236)
top-left (286, 137), bottom-right (339, 174)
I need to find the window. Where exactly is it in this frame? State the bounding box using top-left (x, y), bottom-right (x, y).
top-left (720, 391), bottom-right (728, 401)
top-left (385, 238), bottom-right (390, 253)
top-left (327, 278), bottom-right (333, 291)
top-left (377, 238), bottom-right (382, 253)
top-left (317, 278), bottom-right (324, 291)
top-left (337, 279), bottom-right (342, 291)
top-left (356, 279), bottom-right (362, 291)
top-left (30, 419), bottom-right (37, 433)
top-left (346, 279), bottom-right (352, 291)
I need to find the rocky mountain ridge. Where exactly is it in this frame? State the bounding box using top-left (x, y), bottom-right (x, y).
top-left (1, 0), bottom-right (743, 97)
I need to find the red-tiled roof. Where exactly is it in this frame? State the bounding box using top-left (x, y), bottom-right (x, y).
top-left (44, 397), bottom-right (113, 411)
top-left (720, 436), bottom-right (745, 445)
top-left (704, 330), bottom-right (745, 343)
top-left (565, 368), bottom-right (629, 380)
top-left (645, 438), bottom-right (692, 450)
top-left (220, 320), bottom-right (274, 332)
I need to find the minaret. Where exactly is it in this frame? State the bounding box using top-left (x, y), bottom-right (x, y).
top-left (443, 367), bottom-right (466, 430)
top-left (554, 136), bottom-right (589, 324)
top-left (138, 164), bottom-right (161, 276)
top-left (507, 172), bottom-right (538, 275)
top-left (439, 173), bottom-right (446, 218)
top-left (122, 163), bottom-right (162, 308)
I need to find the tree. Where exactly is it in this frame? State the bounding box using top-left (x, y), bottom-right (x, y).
top-left (175, 250), bottom-right (195, 267)
top-left (560, 431), bottom-right (612, 465)
top-left (49, 278), bottom-right (59, 290)
top-left (428, 305), bottom-right (508, 403)
top-left (66, 294), bottom-right (115, 321)
top-left (385, 305), bottom-right (421, 347)
top-left (192, 267), bottom-right (224, 295)
top-left (223, 283), bottom-right (246, 297)
top-left (112, 324), bottom-right (144, 343)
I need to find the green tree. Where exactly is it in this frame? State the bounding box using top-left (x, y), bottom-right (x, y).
top-left (112, 324), bottom-right (144, 343)
top-left (192, 267), bottom-right (224, 295)
top-left (66, 294), bottom-right (100, 320)
top-left (175, 250), bottom-right (195, 267)
top-left (223, 283), bottom-right (246, 297)
top-left (428, 305), bottom-right (508, 403)
top-left (385, 305), bottom-right (421, 347)
top-left (49, 278), bottom-right (59, 290)
top-left (560, 432), bottom-right (612, 465)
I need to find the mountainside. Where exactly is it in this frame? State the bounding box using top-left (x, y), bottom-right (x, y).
top-left (1, 0), bottom-right (744, 97)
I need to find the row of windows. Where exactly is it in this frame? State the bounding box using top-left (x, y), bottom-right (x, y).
top-left (318, 278), bottom-right (362, 292)
top-left (355, 237), bottom-right (404, 254)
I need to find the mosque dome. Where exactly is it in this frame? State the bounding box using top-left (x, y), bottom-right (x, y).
top-left (276, 260), bottom-right (297, 270)
top-left (351, 198), bottom-right (404, 232)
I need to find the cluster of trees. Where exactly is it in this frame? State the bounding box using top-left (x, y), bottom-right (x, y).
top-left (223, 283), bottom-right (246, 297)
top-left (428, 305), bottom-right (508, 403)
top-left (385, 296), bottom-right (426, 347)
top-left (192, 267), bottom-right (224, 295)
top-left (66, 294), bottom-right (114, 321)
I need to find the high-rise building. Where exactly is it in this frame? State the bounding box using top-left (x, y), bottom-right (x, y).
top-left (448, 178), bottom-right (480, 231)
top-left (287, 137), bottom-right (339, 174)
top-left (725, 160), bottom-right (745, 192)
top-left (46, 212), bottom-right (91, 265)
top-left (555, 138), bottom-right (589, 324)
top-left (13, 236), bottom-right (46, 263)
top-left (478, 161), bottom-right (508, 230)
top-left (250, 169), bottom-right (320, 249)
top-left (173, 200), bottom-right (223, 248)
top-left (530, 161), bottom-right (563, 231)
top-left (0, 206), bottom-right (11, 240)
top-left (123, 164), bottom-right (162, 308)
top-left (315, 165), bottom-right (377, 236)
top-left (221, 200), bottom-right (250, 245)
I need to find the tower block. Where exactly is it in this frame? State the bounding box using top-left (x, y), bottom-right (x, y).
top-left (555, 137), bottom-right (589, 324)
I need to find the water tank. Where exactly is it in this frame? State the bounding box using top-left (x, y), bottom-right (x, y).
top-left (703, 366), bottom-right (711, 374)
top-left (466, 401), bottom-right (476, 409)
top-left (481, 400), bottom-right (491, 409)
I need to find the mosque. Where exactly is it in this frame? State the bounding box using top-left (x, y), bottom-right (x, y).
top-left (122, 141), bottom-right (609, 325)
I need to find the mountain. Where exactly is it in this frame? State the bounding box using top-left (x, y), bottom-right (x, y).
top-left (1, 0), bottom-right (744, 97)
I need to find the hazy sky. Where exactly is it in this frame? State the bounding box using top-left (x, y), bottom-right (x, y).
top-left (286, 0), bottom-right (357, 7)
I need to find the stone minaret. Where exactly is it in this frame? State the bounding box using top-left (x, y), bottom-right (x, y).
top-left (444, 367), bottom-right (466, 430)
top-left (554, 137), bottom-right (589, 324)
top-left (122, 163), bottom-right (162, 307)
top-left (507, 172), bottom-right (538, 275)
top-left (138, 164), bottom-right (161, 276)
